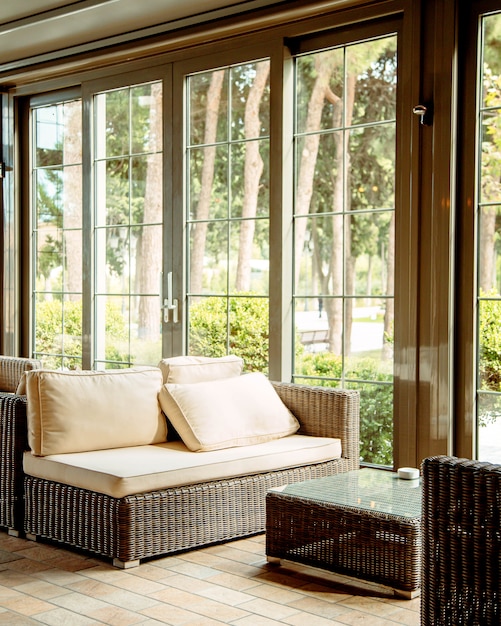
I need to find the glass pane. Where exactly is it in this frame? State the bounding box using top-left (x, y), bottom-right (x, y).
top-left (231, 61), bottom-right (270, 141)
top-left (296, 48), bottom-right (344, 134)
top-left (349, 124), bottom-right (395, 211)
top-left (62, 100), bottom-right (82, 164)
top-left (478, 205), bottom-right (501, 295)
top-left (188, 69), bottom-right (228, 145)
top-left (295, 214), bottom-right (345, 297)
top-left (189, 145), bottom-right (228, 221)
top-left (230, 140), bottom-right (269, 218)
top-left (32, 100), bottom-right (83, 368)
top-left (94, 295), bottom-right (130, 366)
top-left (61, 164), bottom-right (83, 227)
top-left (349, 211), bottom-right (394, 297)
top-left (348, 36), bottom-right (397, 127)
top-left (35, 106), bottom-right (64, 167)
top-left (34, 295), bottom-right (83, 370)
top-left (106, 158), bottom-right (130, 225)
top-left (294, 296), bottom-right (332, 356)
top-left (478, 297), bottom-right (501, 392)
top-left (295, 132), bottom-right (344, 214)
top-left (130, 295), bottom-right (162, 360)
top-left (35, 227), bottom-right (62, 287)
top-left (105, 89), bottom-right (130, 158)
top-left (189, 221), bottom-right (228, 295)
top-left (348, 380), bottom-right (393, 466)
top-left (131, 154), bottom-right (162, 224)
top-left (36, 168), bottom-right (63, 223)
top-left (228, 220), bottom-right (269, 294)
top-left (101, 226), bottom-right (130, 293)
top-left (229, 296), bottom-right (269, 373)
top-left (481, 13), bottom-right (501, 110)
top-left (187, 296), bottom-right (229, 356)
top-left (131, 83), bottom-right (163, 154)
top-left (134, 224), bottom-right (162, 295)
top-left (480, 111), bottom-right (501, 205)
top-left (348, 300), bottom-right (391, 362)
top-left (62, 228), bottom-right (82, 295)
top-left (478, 392), bottom-right (501, 462)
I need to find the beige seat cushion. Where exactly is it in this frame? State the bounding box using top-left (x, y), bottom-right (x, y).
top-left (25, 367), bottom-right (166, 456)
top-left (159, 372), bottom-right (299, 452)
top-left (23, 434), bottom-right (342, 498)
top-left (158, 354), bottom-right (243, 384)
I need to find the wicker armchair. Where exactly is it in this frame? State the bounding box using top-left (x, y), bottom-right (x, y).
top-left (421, 455), bottom-right (501, 626)
top-left (0, 356), bottom-right (41, 534)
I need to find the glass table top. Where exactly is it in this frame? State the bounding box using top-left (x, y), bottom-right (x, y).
top-left (271, 469), bottom-right (421, 519)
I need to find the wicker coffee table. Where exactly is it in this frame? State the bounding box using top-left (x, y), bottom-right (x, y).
top-left (265, 468), bottom-right (421, 598)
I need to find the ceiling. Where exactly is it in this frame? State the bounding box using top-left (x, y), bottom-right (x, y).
top-left (0, 0), bottom-right (283, 68)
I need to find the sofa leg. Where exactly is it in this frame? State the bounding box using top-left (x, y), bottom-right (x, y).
top-left (7, 528), bottom-right (20, 538)
top-left (113, 558), bottom-right (140, 569)
top-left (26, 533), bottom-right (38, 542)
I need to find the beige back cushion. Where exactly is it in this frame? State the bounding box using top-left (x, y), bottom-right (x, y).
top-left (158, 355), bottom-right (243, 384)
top-left (25, 367), bottom-right (166, 456)
top-left (158, 372), bottom-right (300, 452)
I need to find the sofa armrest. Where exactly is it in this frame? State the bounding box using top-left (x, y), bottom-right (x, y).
top-left (0, 356), bottom-right (42, 393)
top-left (0, 392), bottom-right (28, 531)
top-left (271, 382), bottom-right (359, 469)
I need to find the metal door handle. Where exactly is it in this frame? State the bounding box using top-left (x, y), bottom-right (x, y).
top-left (161, 272), bottom-right (178, 323)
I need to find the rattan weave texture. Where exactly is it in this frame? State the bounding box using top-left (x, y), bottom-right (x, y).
top-left (266, 469), bottom-right (421, 594)
top-left (23, 382), bottom-right (360, 565)
top-left (0, 356), bottom-right (41, 393)
top-left (421, 455), bottom-right (501, 626)
top-left (0, 394), bottom-right (28, 530)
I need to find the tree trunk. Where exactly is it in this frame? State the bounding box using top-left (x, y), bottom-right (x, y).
top-left (479, 207), bottom-right (496, 292)
top-left (138, 82), bottom-right (163, 340)
top-left (295, 52), bottom-right (341, 290)
top-left (63, 100), bottom-right (83, 302)
top-left (327, 73), bottom-right (356, 355)
top-left (190, 70), bottom-right (225, 295)
top-left (235, 60), bottom-right (270, 292)
top-left (383, 212), bottom-right (395, 359)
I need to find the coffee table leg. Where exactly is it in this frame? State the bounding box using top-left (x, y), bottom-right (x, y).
top-left (266, 556), bottom-right (281, 565)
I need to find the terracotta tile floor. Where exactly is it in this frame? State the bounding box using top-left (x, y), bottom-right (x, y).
top-left (0, 532), bottom-right (420, 625)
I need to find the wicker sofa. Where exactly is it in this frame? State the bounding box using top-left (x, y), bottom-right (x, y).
top-left (421, 455), bottom-right (501, 626)
top-left (1, 360), bottom-right (360, 568)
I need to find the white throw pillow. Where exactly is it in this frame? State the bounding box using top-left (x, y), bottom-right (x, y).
top-left (158, 372), bottom-right (299, 452)
top-left (25, 367), bottom-right (166, 456)
top-left (158, 355), bottom-right (243, 384)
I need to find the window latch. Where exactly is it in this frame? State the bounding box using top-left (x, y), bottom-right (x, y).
top-left (161, 271), bottom-right (178, 323)
top-left (413, 104), bottom-right (433, 126)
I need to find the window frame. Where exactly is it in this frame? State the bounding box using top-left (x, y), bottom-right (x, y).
top-left (6, 0), bottom-right (465, 470)
top-left (456, 1), bottom-right (501, 460)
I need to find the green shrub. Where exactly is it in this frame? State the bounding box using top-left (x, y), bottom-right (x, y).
top-left (296, 351), bottom-right (393, 466)
top-left (479, 295), bottom-right (501, 392)
top-left (35, 299), bottom-right (129, 369)
top-left (188, 295), bottom-right (269, 373)
top-left (478, 292), bottom-right (501, 426)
